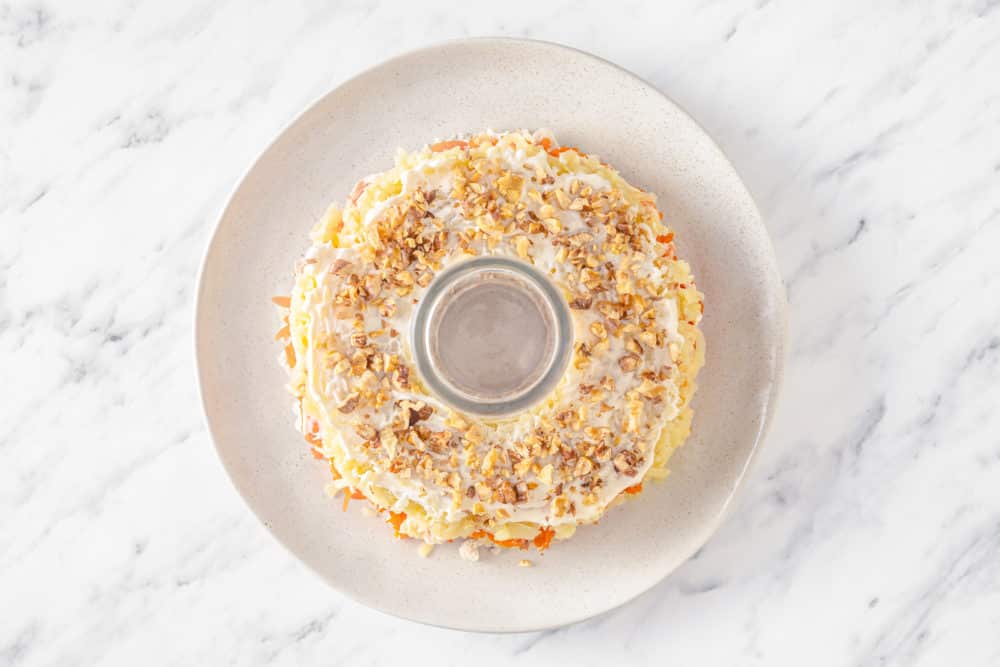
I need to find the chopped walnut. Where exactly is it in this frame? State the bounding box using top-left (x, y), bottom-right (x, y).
top-left (330, 259), bottom-right (352, 275)
top-left (625, 337), bottom-right (643, 355)
top-left (391, 366), bottom-right (410, 389)
top-left (427, 431), bottom-right (453, 453)
top-left (378, 299), bottom-right (397, 317)
top-left (574, 456), bottom-right (594, 477)
top-left (338, 393), bottom-right (360, 413)
top-left (597, 301), bottom-right (622, 320)
top-left (499, 480), bottom-right (517, 504)
top-left (613, 450), bottom-right (639, 476)
top-left (618, 354), bottom-right (641, 372)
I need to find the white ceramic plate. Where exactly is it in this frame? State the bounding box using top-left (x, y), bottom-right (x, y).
top-left (195, 38), bottom-right (786, 632)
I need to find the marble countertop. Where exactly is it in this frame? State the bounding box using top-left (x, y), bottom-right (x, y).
top-left (2, 1), bottom-right (999, 665)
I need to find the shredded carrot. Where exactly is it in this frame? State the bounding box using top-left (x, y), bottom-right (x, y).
top-left (538, 137), bottom-right (553, 151)
top-left (624, 483), bottom-right (643, 495)
top-left (304, 432), bottom-right (321, 447)
top-left (494, 537), bottom-right (529, 550)
top-left (284, 344), bottom-right (296, 368)
top-left (388, 511), bottom-right (406, 537)
top-left (341, 488), bottom-right (366, 511)
top-left (273, 324), bottom-right (290, 340)
top-left (271, 296), bottom-right (291, 307)
top-left (656, 233), bottom-right (674, 244)
top-left (430, 140), bottom-right (468, 152)
top-left (658, 211), bottom-right (664, 221)
top-left (310, 448), bottom-right (325, 460)
top-left (549, 146), bottom-right (579, 157)
top-left (329, 461), bottom-right (341, 480)
top-left (533, 527), bottom-right (555, 551)
top-left (468, 530), bottom-right (528, 550)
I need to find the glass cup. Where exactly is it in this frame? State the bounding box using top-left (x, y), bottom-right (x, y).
top-left (410, 257), bottom-right (572, 417)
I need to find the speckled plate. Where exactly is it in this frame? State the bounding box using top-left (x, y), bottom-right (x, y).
top-left (195, 38), bottom-right (786, 632)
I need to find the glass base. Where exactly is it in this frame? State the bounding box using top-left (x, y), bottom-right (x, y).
top-left (410, 257), bottom-right (572, 417)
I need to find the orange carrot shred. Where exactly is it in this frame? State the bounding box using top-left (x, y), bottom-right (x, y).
top-left (284, 344), bottom-right (296, 368)
top-left (310, 449), bottom-right (325, 460)
top-left (388, 511), bottom-right (406, 537)
top-left (430, 140), bottom-right (468, 152)
top-left (549, 146), bottom-right (579, 157)
top-left (468, 530), bottom-right (528, 550)
top-left (274, 324), bottom-right (290, 340)
top-left (624, 483), bottom-right (643, 495)
top-left (656, 233), bottom-right (674, 244)
top-left (493, 537), bottom-right (529, 550)
top-left (271, 296), bottom-right (291, 307)
top-left (341, 487), bottom-right (365, 511)
top-left (533, 527), bottom-right (556, 551)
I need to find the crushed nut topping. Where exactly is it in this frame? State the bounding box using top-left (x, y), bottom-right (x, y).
top-left (338, 393), bottom-right (360, 413)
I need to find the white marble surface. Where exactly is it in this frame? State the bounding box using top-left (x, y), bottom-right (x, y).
top-left (2, 0), bottom-right (999, 664)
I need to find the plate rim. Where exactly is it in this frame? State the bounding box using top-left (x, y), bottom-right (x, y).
top-left (193, 36), bottom-right (788, 633)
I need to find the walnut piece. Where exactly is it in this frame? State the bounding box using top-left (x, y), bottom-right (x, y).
top-left (618, 354), bottom-right (641, 372)
top-left (613, 450), bottom-right (639, 476)
top-left (499, 480), bottom-right (517, 504)
top-left (338, 393), bottom-right (360, 413)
